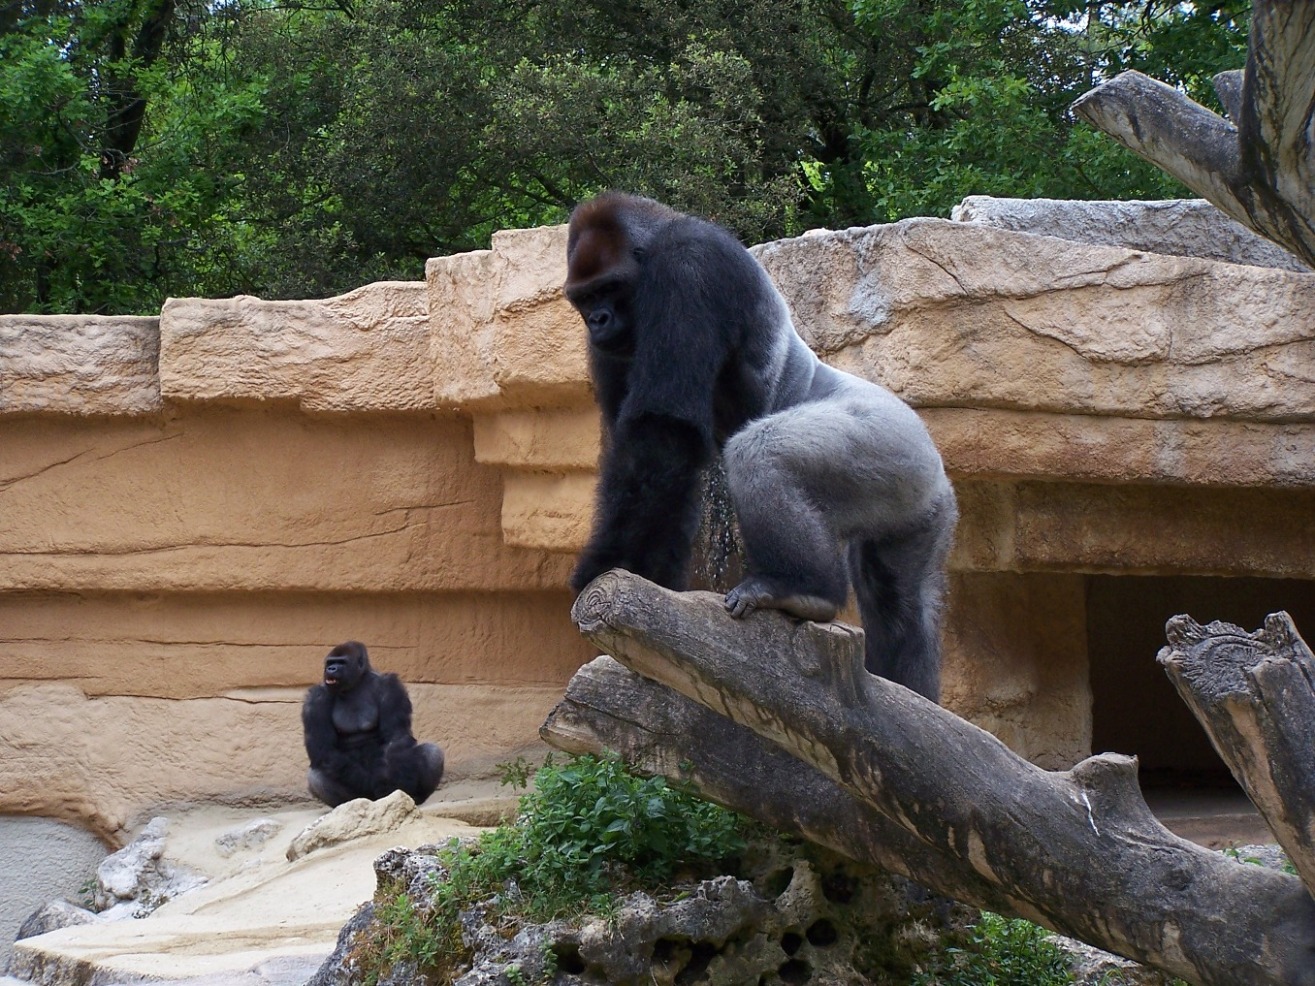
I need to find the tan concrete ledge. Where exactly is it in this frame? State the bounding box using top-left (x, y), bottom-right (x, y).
top-left (160, 281), bottom-right (432, 412)
top-left (0, 315), bottom-right (161, 415)
top-left (756, 218), bottom-right (1315, 423)
top-left (953, 480), bottom-right (1315, 578)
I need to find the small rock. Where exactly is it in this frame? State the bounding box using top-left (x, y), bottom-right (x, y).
top-left (15, 900), bottom-right (101, 941)
top-left (287, 791), bottom-right (420, 862)
top-left (92, 817), bottom-right (206, 916)
top-left (216, 818), bottom-right (284, 858)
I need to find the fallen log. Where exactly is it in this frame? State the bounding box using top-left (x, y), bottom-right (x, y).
top-left (543, 653), bottom-right (1019, 911)
top-left (1160, 612), bottom-right (1315, 896)
top-left (1071, 0), bottom-right (1315, 268)
top-left (550, 570), bottom-right (1315, 986)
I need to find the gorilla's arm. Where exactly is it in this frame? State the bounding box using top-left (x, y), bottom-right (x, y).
top-left (571, 232), bottom-right (735, 593)
top-left (373, 673), bottom-right (419, 754)
top-left (301, 686), bottom-right (377, 795)
top-left (571, 414), bottom-right (709, 592)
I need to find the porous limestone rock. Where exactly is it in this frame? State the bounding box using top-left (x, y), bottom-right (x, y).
top-left (215, 818), bottom-right (284, 859)
top-left (92, 817), bottom-right (207, 917)
top-left (13, 899), bottom-right (101, 943)
top-left (313, 841), bottom-right (972, 986)
top-left (951, 196), bottom-right (1311, 272)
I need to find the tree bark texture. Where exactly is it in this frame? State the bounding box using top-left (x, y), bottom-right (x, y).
top-left (552, 570), bottom-right (1315, 986)
top-left (1071, 0), bottom-right (1315, 268)
top-left (1160, 611), bottom-right (1315, 896)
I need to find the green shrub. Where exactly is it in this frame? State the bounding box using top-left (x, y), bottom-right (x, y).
top-left (913, 910), bottom-right (1074, 986)
top-left (359, 753), bottom-right (748, 984)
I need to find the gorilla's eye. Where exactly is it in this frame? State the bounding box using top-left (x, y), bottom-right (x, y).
top-left (632, 247), bottom-right (647, 261)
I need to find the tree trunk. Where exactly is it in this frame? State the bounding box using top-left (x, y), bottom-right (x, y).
top-left (550, 570), bottom-right (1315, 986)
top-left (1071, 0), bottom-right (1315, 268)
top-left (1160, 612), bottom-right (1315, 896)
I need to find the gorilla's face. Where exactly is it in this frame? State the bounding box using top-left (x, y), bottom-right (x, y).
top-left (323, 643), bottom-right (369, 693)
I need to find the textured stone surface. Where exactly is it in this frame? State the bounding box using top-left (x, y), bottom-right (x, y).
top-left (160, 282), bottom-right (432, 412)
top-left (215, 818), bottom-right (283, 859)
top-left (0, 315), bottom-right (161, 415)
top-left (0, 682), bottom-right (567, 842)
top-left (0, 410), bottom-right (574, 594)
top-left (8, 799), bottom-right (486, 986)
top-left (942, 573), bottom-right (1091, 769)
top-left (923, 408), bottom-right (1315, 489)
top-left (472, 409), bottom-right (600, 471)
top-left (93, 817), bottom-right (207, 916)
top-left (756, 218), bottom-right (1315, 422)
top-left (427, 224), bottom-right (585, 410)
top-left (316, 841), bottom-right (970, 986)
top-left (952, 195), bottom-right (1312, 272)
top-left (0, 591), bottom-right (587, 699)
top-left (0, 819), bottom-right (106, 971)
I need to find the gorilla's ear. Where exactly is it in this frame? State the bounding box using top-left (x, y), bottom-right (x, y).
top-left (347, 641), bottom-right (370, 671)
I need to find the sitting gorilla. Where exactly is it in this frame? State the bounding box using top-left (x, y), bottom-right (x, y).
top-left (301, 641), bottom-right (445, 807)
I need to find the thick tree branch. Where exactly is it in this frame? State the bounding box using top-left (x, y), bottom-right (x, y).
top-left (1071, 1), bottom-right (1315, 268)
top-left (543, 655), bottom-right (1020, 913)
top-left (559, 570), bottom-right (1315, 986)
top-left (1213, 69), bottom-right (1244, 122)
top-left (1160, 612), bottom-right (1315, 897)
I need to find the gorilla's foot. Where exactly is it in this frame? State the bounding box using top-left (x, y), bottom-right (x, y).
top-left (724, 577), bottom-right (839, 622)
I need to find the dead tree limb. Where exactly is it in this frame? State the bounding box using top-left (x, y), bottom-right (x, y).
top-left (1071, 1), bottom-right (1315, 268)
top-left (1160, 612), bottom-right (1315, 896)
top-left (543, 654), bottom-right (1021, 912)
top-left (558, 570), bottom-right (1315, 986)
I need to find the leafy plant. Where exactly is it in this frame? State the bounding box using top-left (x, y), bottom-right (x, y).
top-left (358, 753), bottom-right (748, 984)
top-left (495, 755), bottom-right (535, 791)
top-left (913, 910), bottom-right (1074, 986)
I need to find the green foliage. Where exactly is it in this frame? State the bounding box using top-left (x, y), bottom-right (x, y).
top-left (913, 911), bottom-right (1074, 986)
top-left (840, 0), bottom-right (1251, 222)
top-left (495, 755), bottom-right (534, 791)
top-left (0, 0), bottom-right (272, 313)
top-left (2, 0), bottom-right (1253, 312)
top-left (359, 753), bottom-right (748, 984)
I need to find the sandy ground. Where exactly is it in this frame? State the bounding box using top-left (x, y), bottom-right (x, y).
top-left (6, 780), bottom-right (516, 986)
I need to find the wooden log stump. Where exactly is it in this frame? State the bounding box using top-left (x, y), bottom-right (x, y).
top-left (1160, 611), bottom-right (1315, 897)
top-left (546, 570), bottom-right (1315, 985)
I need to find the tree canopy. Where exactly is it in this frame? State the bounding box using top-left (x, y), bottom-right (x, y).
top-left (0, 0), bottom-right (1251, 313)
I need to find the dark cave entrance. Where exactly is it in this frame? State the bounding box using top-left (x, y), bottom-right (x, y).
top-left (1086, 574), bottom-right (1315, 791)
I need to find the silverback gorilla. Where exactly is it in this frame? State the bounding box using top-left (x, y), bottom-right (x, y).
top-left (564, 192), bottom-right (957, 701)
top-left (302, 642), bottom-right (445, 807)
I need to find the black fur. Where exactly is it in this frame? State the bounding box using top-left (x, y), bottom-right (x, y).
top-left (564, 193), bottom-right (957, 702)
top-left (301, 641), bottom-right (445, 807)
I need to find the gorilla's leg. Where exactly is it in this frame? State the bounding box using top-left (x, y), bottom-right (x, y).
top-left (722, 403), bottom-right (849, 621)
top-left (849, 486), bottom-right (957, 702)
top-left (724, 383), bottom-right (955, 699)
top-left (385, 741), bottom-right (446, 805)
top-left (308, 768), bottom-right (364, 808)
top-left (412, 742), bottom-right (445, 804)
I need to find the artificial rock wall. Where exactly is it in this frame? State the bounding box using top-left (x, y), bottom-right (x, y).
top-left (2, 199), bottom-right (1313, 844)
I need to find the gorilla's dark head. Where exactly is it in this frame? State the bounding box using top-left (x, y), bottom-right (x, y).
top-left (323, 641), bottom-right (370, 693)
